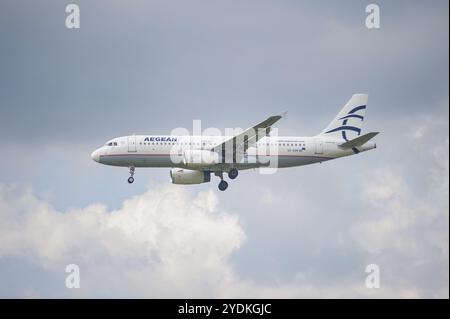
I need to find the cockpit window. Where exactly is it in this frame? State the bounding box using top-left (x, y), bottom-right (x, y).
top-left (105, 141), bottom-right (118, 146)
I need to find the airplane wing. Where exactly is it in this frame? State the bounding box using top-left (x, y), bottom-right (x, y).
top-left (211, 114), bottom-right (285, 163)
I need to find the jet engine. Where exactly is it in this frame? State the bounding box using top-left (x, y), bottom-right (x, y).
top-left (170, 168), bottom-right (211, 185)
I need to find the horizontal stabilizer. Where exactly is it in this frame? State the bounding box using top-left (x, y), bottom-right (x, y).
top-left (339, 132), bottom-right (379, 148)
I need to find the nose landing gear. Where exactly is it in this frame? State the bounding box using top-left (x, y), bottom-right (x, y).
top-left (128, 167), bottom-right (135, 184)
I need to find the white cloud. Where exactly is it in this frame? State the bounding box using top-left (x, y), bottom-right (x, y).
top-left (1, 109), bottom-right (448, 298)
top-left (2, 175), bottom-right (447, 298)
top-left (351, 170), bottom-right (419, 255)
top-left (351, 131), bottom-right (449, 258)
top-left (0, 184), bottom-right (247, 297)
top-left (348, 118), bottom-right (449, 298)
top-left (0, 0), bottom-right (448, 299)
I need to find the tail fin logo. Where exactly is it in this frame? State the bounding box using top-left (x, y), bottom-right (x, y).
top-left (325, 105), bottom-right (366, 141)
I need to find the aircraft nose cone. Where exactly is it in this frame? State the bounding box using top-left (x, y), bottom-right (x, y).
top-left (91, 149), bottom-right (100, 162)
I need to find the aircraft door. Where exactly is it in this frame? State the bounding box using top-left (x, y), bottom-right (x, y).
top-left (128, 136), bottom-right (137, 152)
top-left (314, 139), bottom-right (324, 154)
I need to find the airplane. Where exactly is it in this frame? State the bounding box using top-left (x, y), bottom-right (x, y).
top-left (91, 94), bottom-right (378, 191)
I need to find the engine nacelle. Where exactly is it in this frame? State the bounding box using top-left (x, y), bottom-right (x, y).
top-left (183, 150), bottom-right (220, 168)
top-left (170, 168), bottom-right (211, 185)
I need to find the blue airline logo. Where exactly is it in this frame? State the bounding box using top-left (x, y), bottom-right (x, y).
top-left (144, 136), bottom-right (178, 142)
top-left (325, 104), bottom-right (366, 154)
top-left (325, 105), bottom-right (366, 139)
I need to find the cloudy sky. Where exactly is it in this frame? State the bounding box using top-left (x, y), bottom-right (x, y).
top-left (0, 0), bottom-right (448, 298)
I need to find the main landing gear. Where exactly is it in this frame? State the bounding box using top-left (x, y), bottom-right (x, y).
top-left (128, 166), bottom-right (135, 184)
top-left (215, 169), bottom-right (239, 191)
top-left (218, 180), bottom-right (228, 191)
top-left (228, 168), bottom-right (238, 180)
top-left (215, 171), bottom-right (228, 191)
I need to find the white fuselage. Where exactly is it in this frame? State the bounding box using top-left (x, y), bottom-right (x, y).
top-left (90, 95), bottom-right (378, 190)
top-left (91, 135), bottom-right (376, 171)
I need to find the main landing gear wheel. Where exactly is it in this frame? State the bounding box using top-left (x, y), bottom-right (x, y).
top-left (228, 168), bottom-right (238, 180)
top-left (218, 180), bottom-right (228, 191)
top-left (128, 166), bottom-right (135, 184)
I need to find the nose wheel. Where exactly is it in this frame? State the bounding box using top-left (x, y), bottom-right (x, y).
top-left (128, 167), bottom-right (135, 184)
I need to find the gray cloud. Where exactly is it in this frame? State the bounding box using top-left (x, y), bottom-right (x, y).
top-left (0, 0), bottom-right (448, 142)
top-left (0, 0), bottom-right (448, 298)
